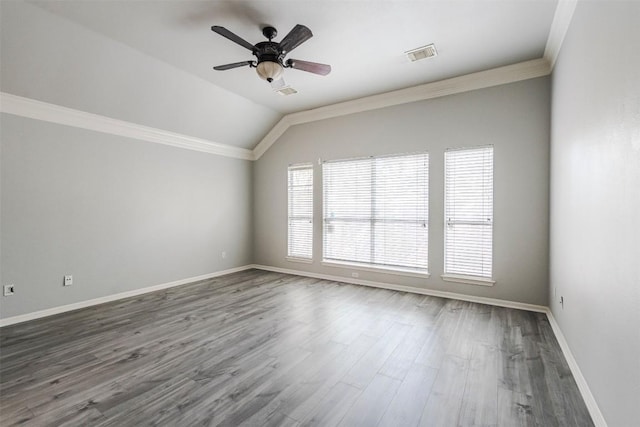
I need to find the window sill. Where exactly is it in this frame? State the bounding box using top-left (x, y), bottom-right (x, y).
top-left (286, 256), bottom-right (313, 264)
top-left (441, 274), bottom-right (495, 287)
top-left (322, 261), bottom-right (430, 279)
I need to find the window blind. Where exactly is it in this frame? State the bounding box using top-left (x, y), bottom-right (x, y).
top-left (323, 153), bottom-right (429, 272)
top-left (288, 163), bottom-right (313, 260)
top-left (444, 146), bottom-right (493, 278)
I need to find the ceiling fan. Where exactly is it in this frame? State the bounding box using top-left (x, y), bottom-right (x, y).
top-left (211, 24), bottom-right (331, 88)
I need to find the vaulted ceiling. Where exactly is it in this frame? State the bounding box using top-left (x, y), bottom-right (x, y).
top-left (1, 0), bottom-right (559, 153)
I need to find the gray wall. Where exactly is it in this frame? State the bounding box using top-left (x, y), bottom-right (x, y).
top-left (0, 114), bottom-right (253, 319)
top-left (549, 2), bottom-right (640, 426)
top-left (254, 77), bottom-right (550, 306)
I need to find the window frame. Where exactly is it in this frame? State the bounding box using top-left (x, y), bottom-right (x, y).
top-left (322, 152), bottom-right (430, 276)
top-left (442, 145), bottom-right (495, 286)
top-left (287, 163), bottom-right (314, 263)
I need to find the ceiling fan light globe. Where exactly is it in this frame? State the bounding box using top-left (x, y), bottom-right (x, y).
top-left (256, 61), bottom-right (284, 82)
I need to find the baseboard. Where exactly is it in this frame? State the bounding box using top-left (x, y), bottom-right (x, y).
top-left (249, 264), bottom-right (547, 313)
top-left (545, 309), bottom-right (608, 427)
top-left (0, 265), bottom-right (254, 327)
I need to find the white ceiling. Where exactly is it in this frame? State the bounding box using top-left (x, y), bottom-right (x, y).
top-left (29, 0), bottom-right (558, 115)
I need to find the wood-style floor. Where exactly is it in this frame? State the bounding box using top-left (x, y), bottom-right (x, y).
top-left (0, 269), bottom-right (593, 426)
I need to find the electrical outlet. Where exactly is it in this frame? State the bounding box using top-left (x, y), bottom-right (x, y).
top-left (221, 251), bottom-right (227, 259)
top-left (351, 272), bottom-right (359, 278)
top-left (3, 284), bottom-right (15, 296)
top-left (64, 275), bottom-right (73, 286)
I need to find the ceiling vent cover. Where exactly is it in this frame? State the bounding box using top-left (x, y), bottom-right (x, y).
top-left (406, 44), bottom-right (438, 62)
top-left (275, 87), bottom-right (298, 96)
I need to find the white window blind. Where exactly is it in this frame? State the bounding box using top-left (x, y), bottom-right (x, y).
top-left (444, 146), bottom-right (494, 278)
top-left (288, 163), bottom-right (313, 260)
top-left (323, 153), bottom-right (429, 272)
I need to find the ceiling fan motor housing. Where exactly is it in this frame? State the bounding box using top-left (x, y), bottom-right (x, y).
top-left (254, 41), bottom-right (286, 82)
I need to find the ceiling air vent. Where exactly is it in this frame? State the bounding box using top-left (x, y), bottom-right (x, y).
top-left (275, 87), bottom-right (298, 96)
top-left (405, 44), bottom-right (438, 62)
top-left (271, 78), bottom-right (297, 96)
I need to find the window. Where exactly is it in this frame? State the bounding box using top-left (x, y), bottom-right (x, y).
top-left (287, 163), bottom-right (313, 261)
top-left (323, 152), bottom-right (429, 274)
top-left (444, 146), bottom-right (494, 283)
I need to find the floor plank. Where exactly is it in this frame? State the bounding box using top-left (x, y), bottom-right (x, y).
top-left (297, 381), bottom-right (362, 426)
top-left (377, 363), bottom-right (438, 427)
top-left (0, 269), bottom-right (594, 426)
top-left (337, 374), bottom-right (402, 427)
top-left (419, 355), bottom-right (470, 426)
top-left (458, 343), bottom-right (499, 426)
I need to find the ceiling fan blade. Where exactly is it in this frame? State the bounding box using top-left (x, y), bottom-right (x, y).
top-left (213, 61), bottom-right (254, 71)
top-left (211, 26), bottom-right (255, 51)
top-left (278, 24), bottom-right (313, 54)
top-left (287, 59), bottom-right (331, 76)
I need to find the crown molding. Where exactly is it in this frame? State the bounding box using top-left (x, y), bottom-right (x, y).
top-left (251, 58), bottom-right (551, 160)
top-left (544, 0), bottom-right (579, 69)
top-left (2, 58), bottom-right (552, 162)
top-left (251, 115), bottom-right (293, 160)
top-left (0, 92), bottom-right (254, 161)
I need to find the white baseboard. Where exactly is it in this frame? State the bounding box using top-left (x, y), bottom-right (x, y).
top-left (545, 309), bottom-right (608, 427)
top-left (249, 264), bottom-right (547, 313)
top-left (0, 265), bottom-right (254, 327)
